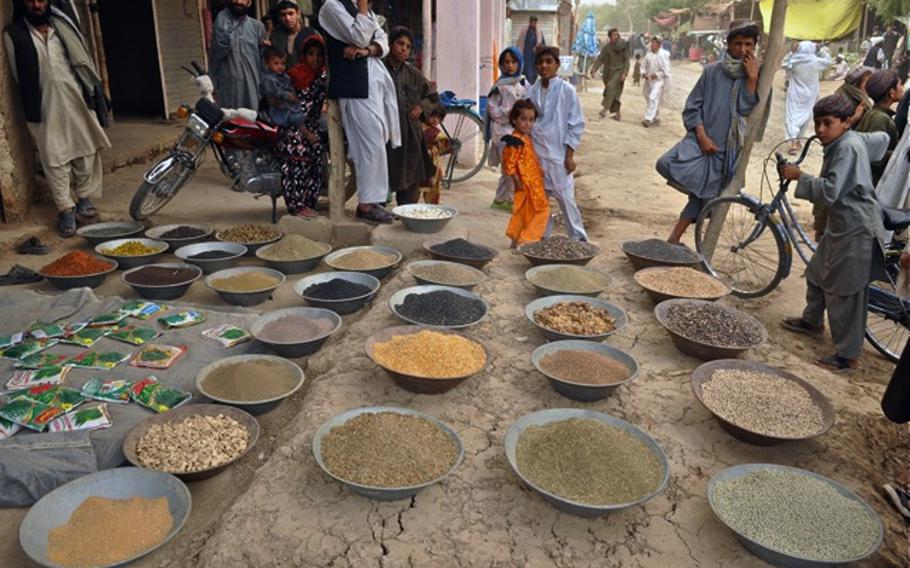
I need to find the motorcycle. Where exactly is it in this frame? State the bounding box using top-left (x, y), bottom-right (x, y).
top-left (129, 61), bottom-right (284, 222)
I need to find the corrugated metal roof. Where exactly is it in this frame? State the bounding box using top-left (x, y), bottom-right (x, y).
top-left (509, 0), bottom-right (559, 12)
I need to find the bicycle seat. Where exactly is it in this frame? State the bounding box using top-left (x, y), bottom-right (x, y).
top-left (440, 90), bottom-right (475, 108)
top-left (882, 207), bottom-right (910, 231)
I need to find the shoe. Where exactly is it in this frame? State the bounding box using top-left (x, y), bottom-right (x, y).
top-left (57, 209), bottom-right (77, 238)
top-left (0, 265), bottom-right (43, 286)
top-left (816, 353), bottom-right (858, 372)
top-left (641, 120), bottom-right (651, 128)
top-left (75, 198), bottom-right (98, 218)
top-left (781, 317), bottom-right (824, 340)
top-left (883, 484), bottom-right (910, 520)
top-left (15, 236), bottom-right (50, 255)
top-left (490, 201), bottom-right (512, 212)
top-left (612, 113), bottom-right (622, 122)
top-left (651, 119), bottom-right (661, 126)
top-left (598, 109), bottom-right (607, 118)
top-left (355, 205), bottom-right (394, 224)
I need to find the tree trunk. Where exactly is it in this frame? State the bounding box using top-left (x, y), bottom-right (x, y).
top-left (327, 100), bottom-right (347, 223)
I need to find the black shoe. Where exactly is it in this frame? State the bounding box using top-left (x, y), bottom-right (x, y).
top-left (781, 317), bottom-right (824, 340)
top-left (0, 265), bottom-right (43, 286)
top-left (355, 205), bottom-right (394, 224)
top-left (16, 236), bottom-right (50, 255)
top-left (75, 198), bottom-right (98, 218)
top-left (57, 209), bottom-right (77, 238)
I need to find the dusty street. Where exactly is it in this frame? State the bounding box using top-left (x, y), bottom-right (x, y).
top-left (0, 61), bottom-right (907, 567)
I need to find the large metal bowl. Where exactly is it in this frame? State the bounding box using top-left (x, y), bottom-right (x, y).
top-left (621, 240), bottom-right (702, 271)
top-left (19, 467), bottom-right (191, 568)
top-left (95, 238), bottom-right (169, 270)
top-left (518, 241), bottom-right (601, 267)
top-left (145, 223), bottom-right (213, 247)
top-left (691, 359), bottom-right (835, 445)
top-left (406, 260), bottom-right (487, 290)
top-left (423, 238), bottom-right (497, 269)
top-left (39, 257), bottom-right (119, 290)
top-left (504, 409), bottom-right (669, 517)
top-left (525, 264), bottom-right (610, 297)
top-left (324, 245), bottom-right (402, 280)
top-left (633, 266), bottom-right (731, 304)
top-left (389, 285), bottom-right (489, 329)
top-left (392, 204), bottom-right (458, 234)
top-left (215, 228), bottom-right (283, 256)
top-left (205, 266), bottom-right (286, 307)
top-left (255, 239), bottom-right (332, 275)
top-left (196, 354), bottom-right (305, 415)
top-left (708, 464), bottom-right (883, 567)
top-left (251, 307), bottom-right (342, 358)
top-left (525, 295), bottom-right (628, 341)
top-left (76, 220), bottom-right (145, 247)
top-left (531, 341), bottom-right (639, 402)
top-left (293, 271), bottom-right (381, 315)
top-left (312, 406), bottom-right (464, 501)
top-left (654, 299), bottom-right (767, 360)
top-left (174, 241), bottom-right (247, 274)
top-left (120, 262), bottom-right (202, 301)
top-left (122, 404), bottom-right (260, 481)
top-left (364, 325), bottom-right (488, 394)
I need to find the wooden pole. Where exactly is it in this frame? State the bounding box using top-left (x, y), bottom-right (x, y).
top-left (88, 1), bottom-right (110, 101)
top-left (700, 0), bottom-right (788, 258)
top-left (422, 0), bottom-right (433, 78)
top-left (327, 100), bottom-right (347, 223)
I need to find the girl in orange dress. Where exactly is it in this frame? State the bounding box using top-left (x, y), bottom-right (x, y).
top-left (502, 99), bottom-right (550, 247)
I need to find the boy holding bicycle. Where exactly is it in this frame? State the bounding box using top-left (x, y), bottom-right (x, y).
top-left (781, 94), bottom-right (890, 371)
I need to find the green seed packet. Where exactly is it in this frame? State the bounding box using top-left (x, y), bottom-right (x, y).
top-left (120, 300), bottom-right (166, 320)
top-left (129, 344), bottom-right (186, 369)
top-left (0, 417), bottom-right (20, 440)
top-left (63, 321), bottom-right (89, 335)
top-left (158, 310), bottom-right (205, 329)
top-left (1, 339), bottom-right (59, 360)
top-left (81, 377), bottom-right (132, 403)
top-left (28, 322), bottom-right (65, 340)
top-left (107, 325), bottom-right (160, 346)
top-left (201, 325), bottom-right (251, 348)
top-left (48, 404), bottom-right (113, 432)
top-left (0, 397), bottom-right (65, 431)
top-left (89, 312), bottom-right (129, 328)
top-left (19, 385), bottom-right (87, 412)
top-left (129, 376), bottom-right (191, 413)
top-left (0, 332), bottom-right (25, 350)
top-left (15, 352), bottom-right (68, 370)
top-left (65, 350), bottom-right (131, 370)
top-left (6, 365), bottom-right (71, 391)
top-left (60, 328), bottom-right (108, 348)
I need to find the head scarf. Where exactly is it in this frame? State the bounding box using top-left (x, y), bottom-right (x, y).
top-left (496, 47), bottom-right (524, 84)
top-left (288, 34), bottom-right (326, 91)
top-left (786, 40), bottom-right (818, 66)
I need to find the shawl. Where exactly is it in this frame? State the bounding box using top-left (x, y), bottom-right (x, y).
top-left (484, 46), bottom-right (528, 141)
top-left (288, 35), bottom-right (326, 91)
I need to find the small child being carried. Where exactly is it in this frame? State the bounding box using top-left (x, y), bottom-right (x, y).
top-left (260, 46), bottom-right (308, 129)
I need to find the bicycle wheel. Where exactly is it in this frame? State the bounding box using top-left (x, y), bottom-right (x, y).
top-left (442, 108), bottom-right (488, 184)
top-left (866, 280), bottom-right (910, 363)
top-left (694, 196), bottom-right (789, 298)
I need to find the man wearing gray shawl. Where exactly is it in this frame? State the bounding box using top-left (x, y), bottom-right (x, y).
top-left (210, 0), bottom-right (267, 110)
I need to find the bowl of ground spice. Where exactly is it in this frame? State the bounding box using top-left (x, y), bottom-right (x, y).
top-left (518, 236), bottom-right (601, 266)
top-left (525, 295), bottom-right (628, 341)
top-left (505, 409), bottom-right (669, 517)
top-left (655, 299), bottom-right (767, 360)
top-left (39, 250), bottom-right (119, 290)
top-left (633, 266), bottom-right (731, 303)
top-left (121, 263), bottom-right (202, 300)
top-left (406, 260), bottom-right (487, 290)
top-left (145, 223), bottom-right (213, 246)
top-left (525, 264), bottom-right (611, 297)
top-left (251, 307), bottom-right (342, 358)
top-left (391, 204), bottom-right (458, 233)
top-left (196, 354), bottom-right (305, 415)
top-left (96, 238), bottom-right (169, 270)
top-left (364, 325), bottom-right (488, 394)
top-left (621, 239), bottom-right (702, 270)
top-left (532, 341), bottom-right (639, 402)
top-left (424, 237), bottom-right (497, 269)
top-left (216, 224), bottom-right (283, 256)
top-left (324, 245), bottom-right (402, 279)
top-left (692, 359), bottom-right (834, 445)
top-left (389, 285), bottom-right (489, 329)
top-left (19, 467), bottom-right (190, 568)
top-left (175, 241), bottom-right (248, 274)
top-left (293, 271), bottom-right (381, 314)
top-left (255, 234), bottom-right (332, 274)
top-left (708, 464), bottom-right (882, 567)
top-left (123, 404), bottom-right (260, 481)
top-left (312, 406), bottom-right (464, 501)
top-left (205, 266), bottom-right (286, 306)
top-left (77, 220), bottom-right (146, 247)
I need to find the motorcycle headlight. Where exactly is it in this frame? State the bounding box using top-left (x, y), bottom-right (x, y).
top-left (187, 114), bottom-right (210, 138)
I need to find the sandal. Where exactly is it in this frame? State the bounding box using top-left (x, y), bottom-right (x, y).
top-left (816, 353), bottom-right (858, 372)
top-left (75, 198), bottom-right (98, 218)
top-left (355, 205), bottom-right (393, 224)
top-left (781, 317), bottom-right (824, 340)
top-left (57, 209), bottom-right (77, 238)
top-left (16, 236), bottom-right (50, 255)
top-left (0, 265), bottom-right (43, 286)
top-left (883, 484), bottom-right (910, 520)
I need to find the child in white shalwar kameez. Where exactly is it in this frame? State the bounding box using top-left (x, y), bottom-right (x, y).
top-left (485, 46), bottom-right (529, 210)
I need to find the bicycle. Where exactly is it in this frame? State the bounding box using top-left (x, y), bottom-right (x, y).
top-left (693, 136), bottom-right (910, 362)
top-left (439, 92), bottom-right (488, 188)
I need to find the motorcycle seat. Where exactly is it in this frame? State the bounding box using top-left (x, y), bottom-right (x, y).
top-left (883, 207), bottom-right (910, 232)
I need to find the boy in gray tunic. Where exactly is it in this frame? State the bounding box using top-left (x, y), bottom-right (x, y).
top-left (782, 94), bottom-right (890, 371)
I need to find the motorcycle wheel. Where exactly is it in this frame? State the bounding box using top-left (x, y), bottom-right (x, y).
top-left (129, 158), bottom-right (193, 220)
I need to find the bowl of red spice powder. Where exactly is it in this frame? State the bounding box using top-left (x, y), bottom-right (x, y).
top-left (39, 250), bottom-right (118, 290)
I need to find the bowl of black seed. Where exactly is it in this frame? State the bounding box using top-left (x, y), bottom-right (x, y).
top-left (294, 271), bottom-right (381, 315)
top-left (389, 285), bottom-right (489, 329)
top-left (145, 223), bottom-right (213, 247)
top-left (621, 239), bottom-right (702, 270)
top-left (424, 238), bottom-right (497, 269)
top-left (517, 236), bottom-right (601, 266)
top-left (175, 241), bottom-right (248, 274)
top-left (655, 299), bottom-right (767, 360)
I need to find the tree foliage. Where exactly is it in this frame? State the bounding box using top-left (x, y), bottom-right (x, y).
top-left (868, 0), bottom-right (910, 23)
top-left (642, 0), bottom-right (708, 19)
top-left (578, 0), bottom-right (651, 33)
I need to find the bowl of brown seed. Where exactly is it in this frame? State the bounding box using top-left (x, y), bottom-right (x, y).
top-left (312, 406), bottom-right (464, 501)
top-left (525, 295), bottom-right (628, 342)
top-left (406, 260), bottom-right (487, 290)
top-left (525, 264), bottom-right (611, 297)
top-left (518, 236), bottom-right (601, 266)
top-left (532, 340), bottom-right (639, 402)
top-left (654, 299), bottom-right (767, 360)
top-left (216, 224), bottom-right (283, 256)
top-left (633, 266), bottom-right (731, 303)
top-left (324, 245), bottom-right (402, 279)
top-left (691, 359), bottom-right (835, 445)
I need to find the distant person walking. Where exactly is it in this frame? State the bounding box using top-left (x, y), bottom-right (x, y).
top-left (516, 16), bottom-right (545, 84)
top-left (641, 36), bottom-right (671, 127)
top-left (589, 28), bottom-right (630, 121)
top-left (782, 41), bottom-right (830, 154)
top-left (210, 0), bottom-right (267, 109)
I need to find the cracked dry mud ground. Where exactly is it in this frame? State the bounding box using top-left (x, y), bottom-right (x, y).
top-left (193, 65), bottom-right (907, 567)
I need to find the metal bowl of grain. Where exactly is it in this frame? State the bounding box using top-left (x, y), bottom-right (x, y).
top-left (517, 238), bottom-right (601, 267)
top-left (621, 239), bottom-right (702, 271)
top-left (504, 408), bottom-right (669, 517)
top-left (250, 307), bottom-right (342, 358)
top-left (406, 260), bottom-right (487, 290)
top-left (525, 264), bottom-right (611, 297)
top-left (120, 262), bottom-right (202, 301)
top-left (77, 220), bottom-right (146, 247)
top-left (196, 354), bottom-right (304, 415)
top-left (174, 241), bottom-right (247, 274)
top-left (312, 406), bottom-right (464, 501)
top-left (423, 238), bottom-right (497, 269)
top-left (525, 295), bottom-right (628, 342)
top-left (531, 341), bottom-right (639, 402)
top-left (364, 325), bottom-right (488, 394)
top-left (392, 204), bottom-right (458, 233)
top-left (633, 266), bottom-right (731, 303)
top-left (40, 257), bottom-right (119, 291)
top-left (95, 238), bottom-right (169, 270)
top-left (691, 359), bottom-right (835, 445)
top-left (215, 226), bottom-right (283, 256)
top-left (388, 285), bottom-right (489, 329)
top-left (122, 404), bottom-right (260, 481)
top-left (654, 299), bottom-right (767, 360)
top-left (144, 223), bottom-right (213, 247)
top-left (324, 245), bottom-right (402, 279)
top-left (205, 266), bottom-right (286, 307)
top-left (254, 237), bottom-right (332, 275)
top-left (293, 271), bottom-right (381, 315)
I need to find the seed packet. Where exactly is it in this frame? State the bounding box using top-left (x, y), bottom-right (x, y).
top-left (65, 350), bottom-right (131, 370)
top-left (0, 332), bottom-right (25, 350)
top-left (201, 325), bottom-right (251, 348)
top-left (129, 344), bottom-right (186, 369)
top-left (107, 325), bottom-right (160, 346)
top-left (60, 327), bottom-right (107, 348)
top-left (6, 365), bottom-right (70, 391)
top-left (1, 339), bottom-right (58, 360)
top-left (81, 377), bottom-right (132, 403)
top-left (0, 397), bottom-right (65, 431)
top-left (129, 376), bottom-right (191, 413)
top-left (63, 321), bottom-right (89, 335)
top-left (89, 312), bottom-right (128, 328)
top-left (158, 310), bottom-right (205, 329)
top-left (0, 417), bottom-right (20, 440)
top-left (19, 385), bottom-right (87, 412)
top-left (47, 404), bottom-right (113, 433)
top-left (120, 300), bottom-right (166, 320)
top-left (28, 322), bottom-right (65, 340)
top-left (15, 352), bottom-right (68, 370)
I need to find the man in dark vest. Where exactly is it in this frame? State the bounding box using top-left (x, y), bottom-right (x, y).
top-left (4, 0), bottom-right (110, 237)
top-left (269, 0), bottom-right (316, 66)
top-left (320, 0), bottom-right (400, 224)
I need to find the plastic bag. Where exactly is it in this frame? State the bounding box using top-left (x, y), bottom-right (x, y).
top-left (129, 344), bottom-right (186, 369)
top-left (6, 365), bottom-right (71, 391)
top-left (120, 300), bottom-right (166, 320)
top-left (60, 327), bottom-right (108, 348)
top-left (19, 385), bottom-right (87, 412)
top-left (129, 376), bottom-right (191, 413)
top-left (107, 325), bottom-right (160, 346)
top-left (158, 310), bottom-right (205, 329)
top-left (0, 397), bottom-right (65, 431)
top-left (202, 325), bottom-right (251, 348)
top-left (81, 377), bottom-right (132, 403)
top-left (47, 404), bottom-right (113, 432)
top-left (65, 350), bottom-right (131, 370)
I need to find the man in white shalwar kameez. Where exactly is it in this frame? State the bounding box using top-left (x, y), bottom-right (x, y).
top-left (782, 41), bottom-right (830, 154)
top-left (320, 0), bottom-right (401, 224)
top-left (641, 36), bottom-right (671, 127)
